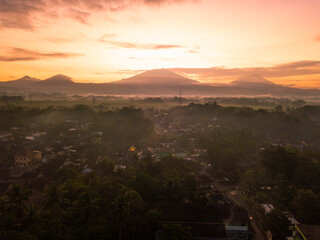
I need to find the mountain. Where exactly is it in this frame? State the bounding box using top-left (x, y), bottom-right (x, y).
top-left (38, 74), bottom-right (75, 86)
top-left (227, 73), bottom-right (320, 96)
top-left (113, 69), bottom-right (199, 85)
top-left (0, 71), bottom-right (319, 97)
top-left (0, 75), bottom-right (40, 89)
top-left (229, 73), bottom-right (283, 92)
top-left (11, 75), bottom-right (40, 83)
top-left (231, 73), bottom-right (275, 86)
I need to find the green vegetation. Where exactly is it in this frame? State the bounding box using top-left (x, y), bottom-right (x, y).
top-left (0, 155), bottom-right (201, 240)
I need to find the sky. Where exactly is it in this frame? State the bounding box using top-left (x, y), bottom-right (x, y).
top-left (0, 0), bottom-right (320, 88)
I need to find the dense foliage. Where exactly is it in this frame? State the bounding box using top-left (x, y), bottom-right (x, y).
top-left (0, 155), bottom-right (200, 240)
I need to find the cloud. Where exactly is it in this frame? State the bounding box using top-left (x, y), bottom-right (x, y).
top-left (0, 48), bottom-right (83, 62)
top-left (171, 60), bottom-right (320, 80)
top-left (315, 35), bottom-right (320, 42)
top-left (185, 46), bottom-right (200, 54)
top-left (0, 0), bottom-right (195, 30)
top-left (104, 40), bottom-right (184, 50)
top-left (99, 34), bottom-right (118, 41)
top-left (273, 60), bottom-right (320, 69)
top-left (129, 57), bottom-right (145, 60)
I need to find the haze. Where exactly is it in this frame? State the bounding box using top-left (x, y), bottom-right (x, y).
top-left (1, 0), bottom-right (320, 89)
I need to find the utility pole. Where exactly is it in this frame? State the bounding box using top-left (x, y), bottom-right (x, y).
top-left (29, 93), bottom-right (32, 104)
top-left (93, 95), bottom-right (96, 103)
top-left (179, 90), bottom-right (182, 105)
top-left (4, 91), bottom-right (7, 104)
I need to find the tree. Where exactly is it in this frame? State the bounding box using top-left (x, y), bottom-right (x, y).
top-left (260, 146), bottom-right (298, 180)
top-left (264, 210), bottom-right (290, 239)
top-left (99, 158), bottom-right (114, 176)
top-left (112, 185), bottom-right (142, 240)
top-left (42, 185), bottom-right (61, 217)
top-left (6, 185), bottom-right (32, 219)
top-left (292, 189), bottom-right (320, 224)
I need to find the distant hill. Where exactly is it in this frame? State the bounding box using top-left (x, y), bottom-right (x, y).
top-left (113, 69), bottom-right (199, 85)
top-left (11, 75), bottom-right (40, 83)
top-left (1, 76), bottom-right (40, 89)
top-left (231, 73), bottom-right (276, 86)
top-left (37, 74), bottom-right (75, 86)
top-left (0, 70), bottom-right (319, 97)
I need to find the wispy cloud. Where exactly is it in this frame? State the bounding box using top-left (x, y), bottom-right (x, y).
top-left (129, 57), bottom-right (145, 60)
top-left (185, 46), bottom-right (200, 54)
top-left (274, 60), bottom-right (320, 69)
top-left (0, 48), bottom-right (83, 62)
top-left (103, 40), bottom-right (184, 50)
top-left (99, 34), bottom-right (118, 41)
top-left (0, 0), bottom-right (196, 30)
top-left (171, 60), bottom-right (320, 80)
top-left (315, 34), bottom-right (320, 42)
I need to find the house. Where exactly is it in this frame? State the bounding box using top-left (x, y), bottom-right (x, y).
top-left (261, 204), bottom-right (275, 214)
top-left (0, 131), bottom-right (13, 141)
top-left (225, 206), bottom-right (250, 240)
top-left (225, 224), bottom-right (249, 240)
top-left (39, 158), bottom-right (64, 177)
top-left (154, 202), bottom-right (249, 240)
top-left (91, 132), bottom-right (103, 143)
top-left (15, 150), bottom-right (42, 167)
top-left (197, 174), bottom-right (213, 190)
top-left (114, 164), bottom-right (126, 171)
top-left (156, 222), bottom-right (227, 240)
top-left (174, 152), bottom-right (187, 159)
top-left (82, 167), bottom-right (94, 175)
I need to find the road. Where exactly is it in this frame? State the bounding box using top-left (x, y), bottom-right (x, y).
top-left (201, 168), bottom-right (265, 240)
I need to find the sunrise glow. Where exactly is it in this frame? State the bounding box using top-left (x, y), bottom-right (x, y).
top-left (1, 0), bottom-right (320, 88)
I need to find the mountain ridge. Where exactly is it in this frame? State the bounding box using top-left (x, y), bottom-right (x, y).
top-left (0, 70), bottom-right (319, 97)
top-left (231, 73), bottom-right (276, 85)
top-left (112, 69), bottom-right (199, 85)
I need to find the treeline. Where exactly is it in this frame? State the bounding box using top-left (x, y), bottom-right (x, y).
top-left (0, 105), bottom-right (153, 148)
top-left (175, 103), bottom-right (320, 145)
top-left (0, 96), bottom-right (24, 102)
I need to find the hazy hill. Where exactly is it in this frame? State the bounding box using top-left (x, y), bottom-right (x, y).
top-left (113, 69), bottom-right (199, 85)
top-left (231, 73), bottom-right (276, 87)
top-left (37, 74), bottom-right (75, 86)
top-left (1, 76), bottom-right (40, 89)
top-left (10, 75), bottom-right (40, 83)
top-left (0, 70), bottom-right (319, 97)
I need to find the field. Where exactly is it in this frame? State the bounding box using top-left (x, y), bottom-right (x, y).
top-left (0, 95), bottom-right (319, 110)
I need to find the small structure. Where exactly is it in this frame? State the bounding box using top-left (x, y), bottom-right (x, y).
top-left (91, 132), bottom-right (103, 143)
top-left (225, 224), bottom-right (249, 240)
top-left (114, 164), bottom-right (126, 171)
top-left (261, 204), bottom-right (275, 214)
top-left (15, 150), bottom-right (42, 167)
top-left (0, 131), bottom-right (13, 141)
top-left (82, 167), bottom-right (94, 175)
top-left (174, 152), bottom-right (187, 159)
top-left (129, 146), bottom-right (136, 152)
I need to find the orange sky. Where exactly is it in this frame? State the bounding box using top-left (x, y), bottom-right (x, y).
top-left (0, 0), bottom-right (320, 88)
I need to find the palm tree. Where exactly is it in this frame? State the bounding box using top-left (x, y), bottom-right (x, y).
top-left (42, 184), bottom-right (61, 217)
top-left (6, 184), bottom-right (32, 219)
top-left (74, 190), bottom-right (100, 226)
top-left (112, 185), bottom-right (142, 240)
